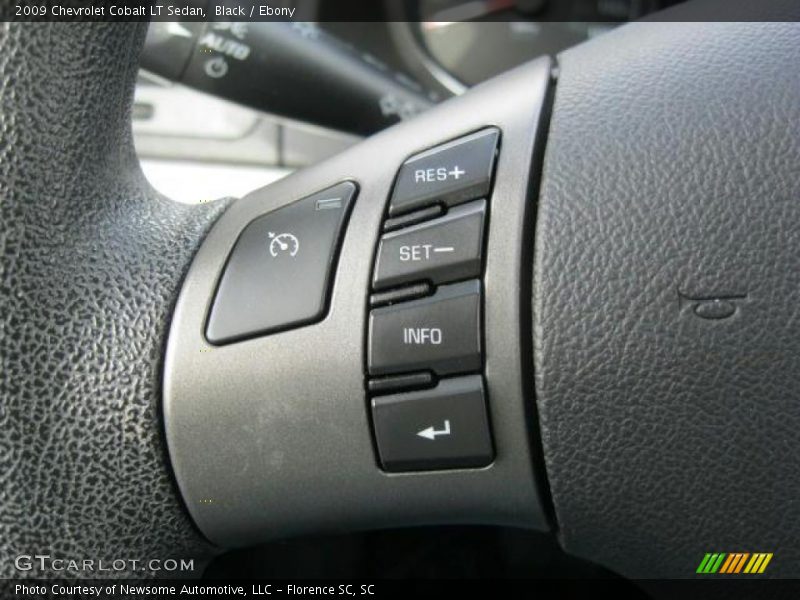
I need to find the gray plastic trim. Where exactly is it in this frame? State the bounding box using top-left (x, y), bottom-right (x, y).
top-left (163, 57), bottom-right (552, 547)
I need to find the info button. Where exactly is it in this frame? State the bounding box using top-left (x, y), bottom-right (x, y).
top-left (368, 280), bottom-right (481, 377)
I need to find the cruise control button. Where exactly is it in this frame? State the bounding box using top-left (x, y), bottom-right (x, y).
top-left (206, 182), bottom-right (356, 344)
top-left (371, 375), bottom-right (493, 472)
top-left (373, 200), bottom-right (486, 290)
top-left (389, 128), bottom-right (499, 216)
top-left (368, 280), bottom-right (481, 376)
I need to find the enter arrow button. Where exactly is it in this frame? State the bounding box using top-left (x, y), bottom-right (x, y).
top-left (371, 375), bottom-right (493, 472)
top-left (417, 420), bottom-right (451, 440)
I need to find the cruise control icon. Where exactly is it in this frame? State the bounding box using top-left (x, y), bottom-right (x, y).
top-left (268, 232), bottom-right (299, 258)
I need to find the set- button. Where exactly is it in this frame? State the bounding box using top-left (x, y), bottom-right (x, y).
top-left (373, 200), bottom-right (486, 290)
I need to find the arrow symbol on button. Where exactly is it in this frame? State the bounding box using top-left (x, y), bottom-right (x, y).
top-left (417, 420), bottom-right (451, 440)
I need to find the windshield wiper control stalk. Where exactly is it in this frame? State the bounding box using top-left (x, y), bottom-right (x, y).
top-left (141, 17), bottom-right (436, 135)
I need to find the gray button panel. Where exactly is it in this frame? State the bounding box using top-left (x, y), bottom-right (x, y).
top-left (371, 375), bottom-right (493, 472)
top-left (368, 128), bottom-right (501, 472)
top-left (373, 200), bottom-right (486, 291)
top-left (206, 182), bottom-right (356, 344)
top-left (368, 280), bottom-right (481, 377)
top-left (388, 128), bottom-right (499, 216)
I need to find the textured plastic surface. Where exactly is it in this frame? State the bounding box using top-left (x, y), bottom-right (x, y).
top-left (535, 21), bottom-right (800, 578)
top-left (0, 23), bottom-right (224, 577)
top-left (164, 59), bottom-right (552, 546)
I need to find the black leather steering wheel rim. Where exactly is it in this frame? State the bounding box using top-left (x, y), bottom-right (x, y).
top-left (0, 23), bottom-right (227, 577)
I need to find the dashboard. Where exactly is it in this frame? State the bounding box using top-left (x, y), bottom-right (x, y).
top-left (386, 0), bottom-right (685, 88)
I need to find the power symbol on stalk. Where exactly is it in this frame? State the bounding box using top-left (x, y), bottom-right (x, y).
top-left (204, 56), bottom-right (229, 79)
top-left (268, 232), bottom-right (300, 258)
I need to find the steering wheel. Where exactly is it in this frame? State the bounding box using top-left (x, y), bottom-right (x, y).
top-left (2, 2), bottom-right (800, 583)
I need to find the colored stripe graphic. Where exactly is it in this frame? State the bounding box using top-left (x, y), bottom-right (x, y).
top-left (696, 553), bottom-right (713, 574)
top-left (733, 553), bottom-right (749, 573)
top-left (719, 554), bottom-right (736, 574)
top-left (744, 554), bottom-right (761, 574)
top-left (744, 553), bottom-right (774, 574)
top-left (700, 552), bottom-right (773, 575)
top-left (718, 553), bottom-right (740, 574)
top-left (711, 553), bottom-right (726, 573)
top-left (759, 553), bottom-right (773, 573)
top-left (697, 553), bottom-right (727, 573)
